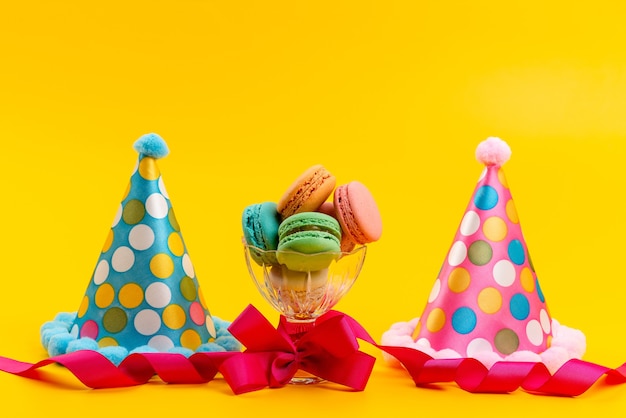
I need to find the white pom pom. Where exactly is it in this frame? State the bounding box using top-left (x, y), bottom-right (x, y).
top-left (475, 137), bottom-right (511, 166)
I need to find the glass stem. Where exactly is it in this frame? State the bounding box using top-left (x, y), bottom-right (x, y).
top-left (283, 318), bottom-right (316, 343)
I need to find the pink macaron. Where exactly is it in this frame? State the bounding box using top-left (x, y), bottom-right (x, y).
top-left (333, 181), bottom-right (382, 245)
top-left (318, 201), bottom-right (357, 253)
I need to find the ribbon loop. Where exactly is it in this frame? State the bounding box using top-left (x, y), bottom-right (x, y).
top-left (222, 305), bottom-right (376, 392)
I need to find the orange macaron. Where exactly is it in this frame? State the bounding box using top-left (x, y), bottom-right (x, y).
top-left (277, 164), bottom-right (336, 219)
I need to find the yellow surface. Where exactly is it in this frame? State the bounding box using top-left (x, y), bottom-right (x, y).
top-left (1, 0), bottom-right (626, 415)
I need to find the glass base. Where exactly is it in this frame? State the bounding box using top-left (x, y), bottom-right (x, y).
top-left (281, 320), bottom-right (326, 385)
top-left (290, 369), bottom-right (325, 385)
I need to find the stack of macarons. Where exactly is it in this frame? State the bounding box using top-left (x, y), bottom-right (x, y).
top-left (242, 164), bottom-right (382, 272)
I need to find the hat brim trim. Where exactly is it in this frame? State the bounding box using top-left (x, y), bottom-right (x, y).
top-left (381, 317), bottom-right (586, 374)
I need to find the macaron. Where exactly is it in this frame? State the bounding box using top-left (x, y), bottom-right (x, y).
top-left (268, 265), bottom-right (329, 315)
top-left (317, 201), bottom-right (356, 253)
top-left (269, 265), bottom-right (328, 293)
top-left (333, 181), bottom-right (382, 245)
top-left (277, 164), bottom-right (336, 219)
top-left (242, 202), bottom-right (282, 265)
top-left (276, 212), bottom-right (342, 271)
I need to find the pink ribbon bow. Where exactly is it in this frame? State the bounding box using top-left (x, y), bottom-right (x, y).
top-left (217, 305), bottom-right (376, 394)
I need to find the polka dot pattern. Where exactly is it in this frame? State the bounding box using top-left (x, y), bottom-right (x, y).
top-left (509, 293), bottom-right (530, 320)
top-left (474, 185), bottom-right (498, 210)
top-left (451, 307), bottom-right (477, 335)
top-left (520, 267), bottom-right (534, 292)
top-left (526, 320), bottom-right (543, 346)
top-left (448, 267), bottom-right (470, 293)
top-left (112, 247), bottom-right (135, 273)
top-left (78, 296), bottom-right (89, 318)
top-left (129, 224), bottom-right (155, 251)
top-left (82, 320), bottom-right (98, 339)
top-left (467, 338), bottom-right (492, 357)
top-left (180, 276), bottom-right (197, 301)
top-left (135, 309), bottom-right (161, 335)
top-left (168, 232), bottom-right (185, 257)
top-left (150, 253), bottom-right (174, 279)
top-left (448, 241), bottom-right (467, 267)
top-left (95, 283), bottom-right (115, 308)
top-left (139, 157), bottom-right (160, 181)
top-left (428, 279), bottom-right (441, 303)
top-left (495, 328), bottom-right (519, 355)
top-left (163, 305), bottom-right (186, 330)
top-left (190, 302), bottom-right (206, 326)
top-left (112, 205), bottom-right (123, 228)
top-left (506, 199), bottom-right (519, 224)
top-left (102, 230), bottom-right (114, 253)
top-left (122, 199), bottom-right (145, 225)
top-left (93, 260), bottom-right (109, 285)
top-left (415, 165), bottom-right (552, 358)
top-left (149, 335), bottom-right (174, 352)
top-left (99, 337), bottom-right (118, 348)
top-left (460, 211), bottom-right (480, 236)
top-left (468, 240), bottom-right (492, 266)
top-left (508, 240), bottom-right (526, 265)
top-left (482, 216), bottom-right (507, 242)
top-left (146, 282), bottom-right (171, 308)
top-left (477, 287), bottom-right (502, 314)
top-left (103, 308), bottom-right (127, 333)
top-left (146, 193), bottom-right (168, 219)
top-left (119, 283), bottom-right (144, 309)
top-left (426, 308), bottom-right (446, 333)
top-left (493, 259), bottom-right (516, 287)
top-left (181, 329), bottom-right (202, 350)
top-left (73, 153), bottom-right (216, 352)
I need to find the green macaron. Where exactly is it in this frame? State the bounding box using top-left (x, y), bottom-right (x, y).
top-left (276, 212), bottom-right (342, 271)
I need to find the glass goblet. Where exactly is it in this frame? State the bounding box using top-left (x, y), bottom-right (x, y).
top-left (243, 242), bottom-right (367, 384)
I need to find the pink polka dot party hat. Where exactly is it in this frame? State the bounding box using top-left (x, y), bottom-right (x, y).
top-left (382, 137), bottom-right (585, 373)
top-left (40, 134), bottom-right (240, 364)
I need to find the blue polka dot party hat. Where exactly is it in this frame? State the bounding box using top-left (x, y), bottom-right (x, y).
top-left (40, 134), bottom-right (240, 363)
top-left (383, 137), bottom-right (585, 372)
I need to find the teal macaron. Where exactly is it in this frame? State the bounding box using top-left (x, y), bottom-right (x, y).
top-left (242, 202), bottom-right (282, 265)
top-left (276, 212), bottom-right (342, 271)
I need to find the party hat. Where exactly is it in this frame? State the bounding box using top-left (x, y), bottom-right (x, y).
top-left (382, 137), bottom-right (585, 370)
top-left (41, 134), bottom-right (240, 362)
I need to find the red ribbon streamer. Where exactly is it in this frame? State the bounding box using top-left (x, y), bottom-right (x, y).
top-left (0, 305), bottom-right (625, 396)
top-left (0, 305), bottom-right (375, 394)
top-left (323, 310), bottom-right (626, 396)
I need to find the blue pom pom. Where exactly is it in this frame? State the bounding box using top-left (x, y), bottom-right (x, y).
top-left (41, 326), bottom-right (68, 349)
top-left (53, 312), bottom-right (77, 327)
top-left (133, 133), bottom-right (169, 158)
top-left (129, 345), bottom-right (158, 355)
top-left (196, 343), bottom-right (226, 353)
top-left (48, 333), bottom-right (75, 357)
top-left (212, 316), bottom-right (229, 327)
top-left (98, 346), bottom-right (129, 366)
top-left (215, 336), bottom-right (242, 352)
top-left (215, 327), bottom-right (232, 338)
top-left (213, 316), bottom-right (234, 338)
top-left (40, 321), bottom-right (66, 333)
top-left (67, 338), bottom-right (99, 353)
top-left (168, 347), bottom-right (194, 357)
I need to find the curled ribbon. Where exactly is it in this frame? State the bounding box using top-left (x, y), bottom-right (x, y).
top-left (323, 311), bottom-right (626, 396)
top-left (0, 305), bottom-right (625, 396)
top-left (0, 305), bottom-right (375, 394)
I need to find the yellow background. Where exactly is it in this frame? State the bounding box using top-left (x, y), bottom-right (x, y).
top-left (1, 0), bottom-right (625, 415)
